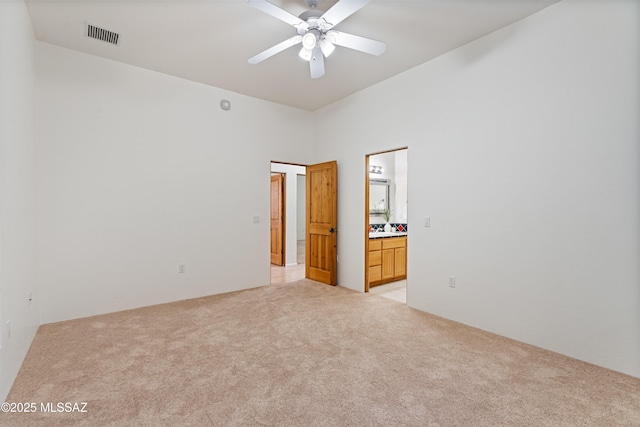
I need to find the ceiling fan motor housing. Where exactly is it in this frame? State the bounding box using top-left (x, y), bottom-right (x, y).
top-left (305, 0), bottom-right (321, 9)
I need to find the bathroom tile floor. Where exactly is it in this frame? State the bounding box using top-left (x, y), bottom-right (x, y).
top-left (369, 280), bottom-right (407, 304)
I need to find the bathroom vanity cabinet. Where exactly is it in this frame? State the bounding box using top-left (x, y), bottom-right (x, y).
top-left (369, 236), bottom-right (406, 286)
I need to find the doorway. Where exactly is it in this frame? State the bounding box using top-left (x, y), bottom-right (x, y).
top-left (270, 163), bottom-right (306, 284)
top-left (365, 148), bottom-right (408, 303)
top-left (269, 160), bottom-right (339, 286)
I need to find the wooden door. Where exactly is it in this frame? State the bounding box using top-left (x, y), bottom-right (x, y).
top-left (306, 161), bottom-right (338, 285)
top-left (270, 174), bottom-right (285, 266)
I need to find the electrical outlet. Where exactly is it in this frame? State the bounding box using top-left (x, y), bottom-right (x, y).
top-left (449, 277), bottom-right (456, 288)
top-left (179, 264), bottom-right (186, 274)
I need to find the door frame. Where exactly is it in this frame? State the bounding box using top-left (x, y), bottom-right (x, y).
top-left (269, 160), bottom-right (338, 286)
top-left (365, 148), bottom-right (408, 293)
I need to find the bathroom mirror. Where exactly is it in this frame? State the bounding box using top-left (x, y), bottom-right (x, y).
top-left (369, 179), bottom-right (390, 215)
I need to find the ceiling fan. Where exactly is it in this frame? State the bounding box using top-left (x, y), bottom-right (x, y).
top-left (248, 0), bottom-right (386, 78)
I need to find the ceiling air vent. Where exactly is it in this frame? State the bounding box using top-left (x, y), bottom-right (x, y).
top-left (87, 24), bottom-right (119, 45)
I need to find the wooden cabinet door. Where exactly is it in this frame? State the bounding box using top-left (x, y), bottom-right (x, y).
top-left (369, 250), bottom-right (382, 267)
top-left (369, 265), bottom-right (382, 282)
top-left (381, 248), bottom-right (395, 280)
top-left (394, 246), bottom-right (406, 277)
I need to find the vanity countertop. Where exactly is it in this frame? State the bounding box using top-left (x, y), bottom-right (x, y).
top-left (369, 231), bottom-right (408, 239)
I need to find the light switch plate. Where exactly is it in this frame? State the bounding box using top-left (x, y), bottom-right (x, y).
top-left (424, 216), bottom-right (431, 227)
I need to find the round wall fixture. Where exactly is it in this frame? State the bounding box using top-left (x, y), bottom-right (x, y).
top-left (220, 99), bottom-right (231, 111)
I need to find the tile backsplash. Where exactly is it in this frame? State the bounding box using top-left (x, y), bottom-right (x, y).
top-left (369, 223), bottom-right (408, 233)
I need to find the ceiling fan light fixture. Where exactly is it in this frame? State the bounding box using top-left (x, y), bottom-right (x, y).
top-left (299, 46), bottom-right (313, 61)
top-left (301, 32), bottom-right (317, 50)
top-left (320, 38), bottom-right (335, 57)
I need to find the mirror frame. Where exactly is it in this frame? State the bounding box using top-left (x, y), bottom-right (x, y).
top-left (369, 178), bottom-right (390, 216)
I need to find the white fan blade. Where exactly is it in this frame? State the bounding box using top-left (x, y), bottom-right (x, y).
top-left (320, 0), bottom-right (371, 27)
top-left (309, 46), bottom-right (325, 78)
top-left (248, 0), bottom-right (309, 30)
top-left (248, 35), bottom-right (302, 64)
top-left (331, 31), bottom-right (386, 56)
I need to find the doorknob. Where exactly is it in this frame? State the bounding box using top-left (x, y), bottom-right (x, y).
top-left (329, 227), bottom-right (336, 233)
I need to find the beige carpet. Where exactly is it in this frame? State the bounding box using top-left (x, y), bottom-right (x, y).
top-left (3, 280), bottom-right (639, 426)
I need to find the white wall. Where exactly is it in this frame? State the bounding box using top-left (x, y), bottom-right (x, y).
top-left (296, 174), bottom-right (306, 240)
top-left (394, 149), bottom-right (408, 223)
top-left (315, 1), bottom-right (639, 378)
top-left (270, 163), bottom-right (306, 265)
top-left (0, 0), bottom-right (40, 400)
top-left (36, 43), bottom-right (313, 323)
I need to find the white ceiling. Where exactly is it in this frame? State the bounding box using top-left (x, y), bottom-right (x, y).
top-left (26, 0), bottom-right (557, 111)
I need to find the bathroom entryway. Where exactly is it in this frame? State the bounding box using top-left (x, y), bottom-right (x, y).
top-left (365, 148), bottom-right (408, 303)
